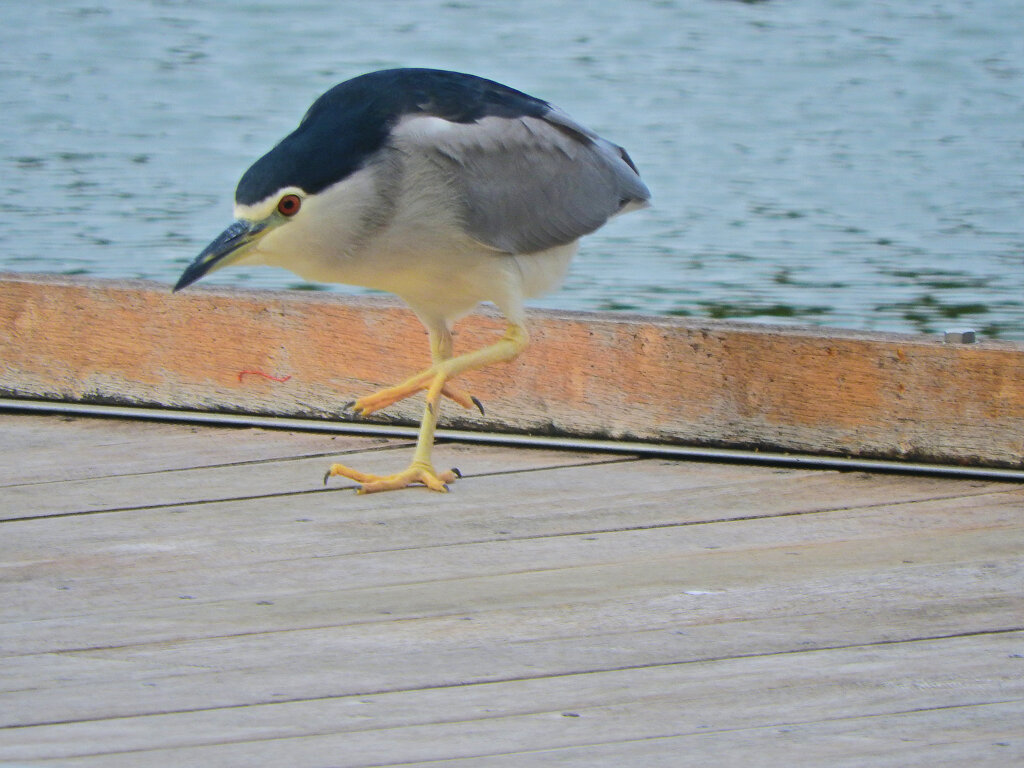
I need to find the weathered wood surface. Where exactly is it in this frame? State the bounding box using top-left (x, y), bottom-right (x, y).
top-left (2, 273), bottom-right (1022, 468)
top-left (0, 412), bottom-right (1021, 765)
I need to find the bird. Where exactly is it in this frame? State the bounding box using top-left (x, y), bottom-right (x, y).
top-left (174, 68), bottom-right (650, 494)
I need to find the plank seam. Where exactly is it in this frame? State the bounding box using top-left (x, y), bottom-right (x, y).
top-left (7, 628), bottom-right (1021, 730)
top-left (2, 478), bottom-right (1016, 539)
top-left (9, 697), bottom-right (1024, 763)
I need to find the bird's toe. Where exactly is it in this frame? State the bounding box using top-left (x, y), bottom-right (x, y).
top-left (323, 461), bottom-right (459, 494)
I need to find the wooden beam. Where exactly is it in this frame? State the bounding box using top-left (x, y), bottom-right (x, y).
top-left (1, 273), bottom-right (1021, 468)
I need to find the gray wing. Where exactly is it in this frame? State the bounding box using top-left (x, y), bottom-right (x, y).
top-left (392, 108), bottom-right (650, 254)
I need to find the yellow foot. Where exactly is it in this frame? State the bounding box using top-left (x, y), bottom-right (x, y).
top-left (324, 461), bottom-right (461, 494)
top-left (345, 370), bottom-right (483, 417)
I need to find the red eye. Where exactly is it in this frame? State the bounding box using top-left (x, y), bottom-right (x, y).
top-left (277, 193), bottom-right (301, 216)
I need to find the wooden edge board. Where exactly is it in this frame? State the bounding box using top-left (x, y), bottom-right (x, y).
top-left (1, 273), bottom-right (1022, 468)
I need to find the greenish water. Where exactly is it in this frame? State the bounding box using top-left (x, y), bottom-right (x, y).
top-left (2, 0), bottom-right (1022, 339)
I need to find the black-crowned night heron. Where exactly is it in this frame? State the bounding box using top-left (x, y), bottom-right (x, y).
top-left (175, 68), bottom-right (650, 494)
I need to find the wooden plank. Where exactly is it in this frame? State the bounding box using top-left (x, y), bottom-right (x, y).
top-left (12, 703), bottom-right (1022, 768)
top-left (0, 439), bottom-right (622, 520)
top-left (0, 412), bottom-right (405, 485)
top-left (2, 419), bottom-right (1015, 520)
top-left (2, 274), bottom-right (1022, 468)
top-left (2, 472), bottom-right (1019, 624)
top-left (2, 633), bottom-right (1020, 765)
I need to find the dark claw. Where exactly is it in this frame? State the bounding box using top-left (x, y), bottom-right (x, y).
top-left (323, 469), bottom-right (332, 486)
top-left (471, 396), bottom-right (485, 416)
top-left (451, 467), bottom-right (462, 478)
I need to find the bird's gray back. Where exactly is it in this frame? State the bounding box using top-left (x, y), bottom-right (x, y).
top-left (391, 106), bottom-right (650, 255)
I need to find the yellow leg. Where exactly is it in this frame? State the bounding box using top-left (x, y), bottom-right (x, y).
top-left (347, 323), bottom-right (526, 417)
top-left (430, 323), bottom-right (483, 415)
top-left (325, 322), bottom-right (528, 493)
top-left (326, 378), bottom-right (458, 493)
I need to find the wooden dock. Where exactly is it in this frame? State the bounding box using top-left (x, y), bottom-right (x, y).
top-left (1, 273), bottom-right (1023, 764)
top-left (1, 410), bottom-right (1022, 766)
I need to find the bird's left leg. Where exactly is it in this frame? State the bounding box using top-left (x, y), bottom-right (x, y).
top-left (349, 321), bottom-right (527, 418)
top-left (346, 323), bottom-right (482, 417)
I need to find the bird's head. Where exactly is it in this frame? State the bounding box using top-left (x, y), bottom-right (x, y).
top-left (173, 186), bottom-right (308, 292)
top-left (173, 73), bottom-right (391, 293)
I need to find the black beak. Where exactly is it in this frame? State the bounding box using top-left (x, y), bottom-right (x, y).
top-left (173, 218), bottom-right (268, 292)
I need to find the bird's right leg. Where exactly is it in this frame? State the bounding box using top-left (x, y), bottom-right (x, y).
top-left (349, 321), bottom-right (527, 417)
top-left (432, 322), bottom-right (484, 415)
